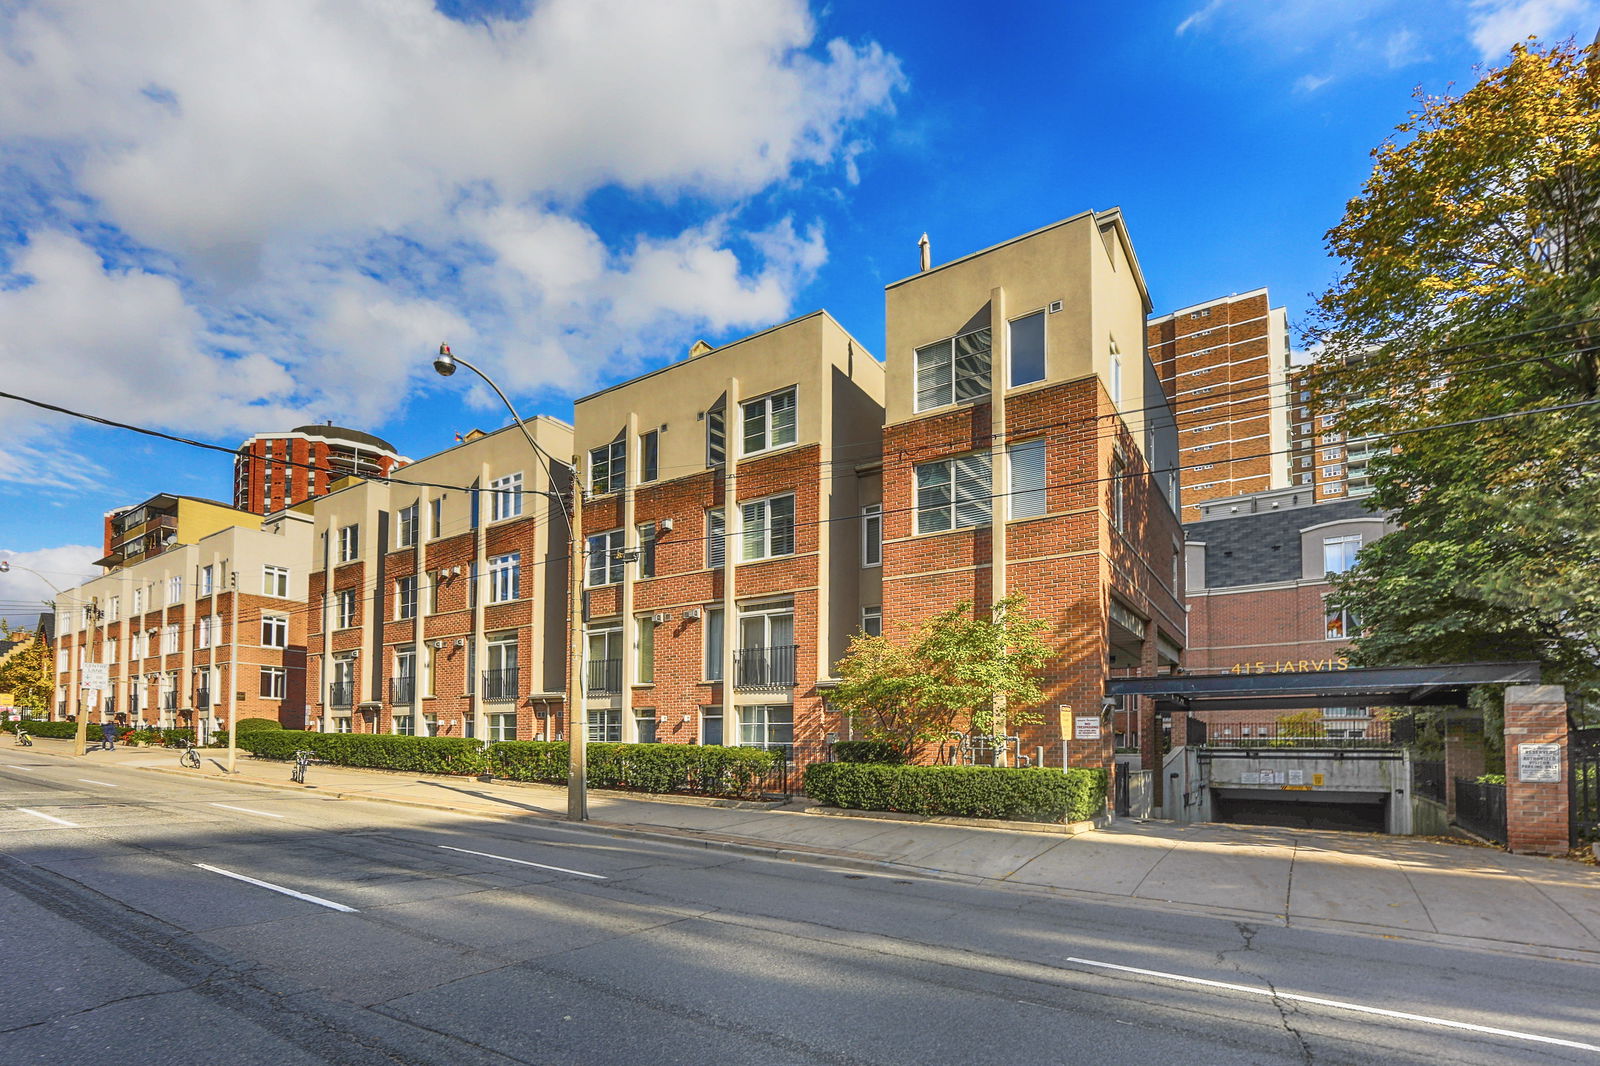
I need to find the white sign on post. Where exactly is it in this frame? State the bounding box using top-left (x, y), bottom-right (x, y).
top-left (80, 662), bottom-right (109, 691)
top-left (1074, 717), bottom-right (1102, 741)
top-left (1517, 743), bottom-right (1561, 783)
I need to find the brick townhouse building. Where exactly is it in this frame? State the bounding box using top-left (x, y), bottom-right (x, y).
top-left (303, 417), bottom-right (573, 740)
top-left (881, 210), bottom-right (1186, 770)
top-left (570, 311), bottom-right (884, 751)
top-left (54, 500), bottom-right (313, 736)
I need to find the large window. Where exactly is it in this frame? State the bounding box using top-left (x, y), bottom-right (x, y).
top-left (196, 616), bottom-right (213, 649)
top-left (168, 575), bottom-right (183, 602)
top-left (161, 624), bottom-right (178, 655)
top-left (259, 666), bottom-right (286, 700)
top-left (490, 472), bottom-right (523, 520)
top-left (742, 386), bottom-right (797, 455)
top-left (590, 440), bottom-right (626, 495)
top-left (640, 430), bottom-right (659, 483)
top-left (1008, 439), bottom-right (1047, 519)
top-left (1010, 311), bottom-right (1045, 387)
top-left (485, 635), bottom-right (518, 700)
top-left (263, 565), bottom-right (289, 597)
top-left (1326, 604), bottom-right (1358, 640)
top-left (338, 524), bottom-right (359, 562)
top-left (396, 503), bottom-right (418, 547)
top-left (707, 509), bottom-right (726, 568)
top-left (198, 567), bottom-right (213, 597)
top-left (737, 604), bottom-right (795, 687)
top-left (488, 713), bottom-right (517, 742)
top-left (396, 575), bottom-right (417, 619)
top-left (586, 708), bottom-right (622, 743)
top-left (489, 552), bottom-right (521, 603)
top-left (861, 504), bottom-right (882, 567)
top-left (915, 454), bottom-right (991, 534)
top-left (915, 326), bottom-right (991, 411)
top-left (586, 628), bottom-right (623, 694)
top-left (335, 589), bottom-right (357, 629)
top-left (586, 530), bottom-right (624, 587)
top-left (634, 616), bottom-right (655, 684)
top-left (739, 705), bottom-right (794, 754)
top-left (1324, 534), bottom-right (1361, 574)
top-left (634, 708), bottom-right (658, 743)
top-left (261, 614), bottom-right (288, 648)
top-left (740, 494), bottom-right (795, 560)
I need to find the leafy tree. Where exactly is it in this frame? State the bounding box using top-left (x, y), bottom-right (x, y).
top-left (0, 635), bottom-right (54, 714)
top-left (829, 594), bottom-right (1049, 760)
top-left (1310, 39), bottom-right (1600, 695)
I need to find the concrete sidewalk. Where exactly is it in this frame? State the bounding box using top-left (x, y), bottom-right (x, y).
top-left (14, 737), bottom-right (1600, 962)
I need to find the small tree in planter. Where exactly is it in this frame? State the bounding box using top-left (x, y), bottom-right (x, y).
top-left (830, 594), bottom-right (1049, 762)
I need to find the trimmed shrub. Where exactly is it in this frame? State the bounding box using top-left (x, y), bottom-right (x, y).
top-left (830, 740), bottom-right (906, 765)
top-left (488, 741), bottom-right (781, 798)
top-left (238, 729), bottom-right (489, 775)
top-left (2, 719), bottom-right (81, 739)
top-left (486, 741), bottom-right (569, 784)
top-left (235, 718), bottom-right (282, 733)
top-left (803, 763), bottom-right (1108, 824)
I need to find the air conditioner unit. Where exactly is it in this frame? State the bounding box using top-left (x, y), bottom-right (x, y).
top-left (681, 607), bottom-right (701, 621)
top-left (431, 640), bottom-right (445, 649)
top-left (454, 638), bottom-right (465, 647)
top-left (451, 565), bottom-right (461, 577)
top-left (651, 612), bottom-right (669, 624)
top-left (659, 518), bottom-right (674, 532)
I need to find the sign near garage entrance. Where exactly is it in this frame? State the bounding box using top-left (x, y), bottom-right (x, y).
top-left (1074, 716), bottom-right (1101, 740)
top-left (1517, 743), bottom-right (1561, 783)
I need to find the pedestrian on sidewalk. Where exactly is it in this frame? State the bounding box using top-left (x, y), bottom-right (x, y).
top-left (100, 720), bottom-right (117, 751)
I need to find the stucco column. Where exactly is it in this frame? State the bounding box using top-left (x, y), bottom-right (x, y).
top-left (1504, 685), bottom-right (1569, 856)
top-left (1443, 717), bottom-right (1485, 821)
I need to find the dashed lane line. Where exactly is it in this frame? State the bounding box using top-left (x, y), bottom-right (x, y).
top-left (16, 808), bottom-right (79, 828)
top-left (79, 779), bottom-right (119, 788)
top-left (211, 803), bottom-right (285, 819)
top-left (193, 864), bottom-right (359, 912)
top-left (437, 844), bottom-right (607, 879)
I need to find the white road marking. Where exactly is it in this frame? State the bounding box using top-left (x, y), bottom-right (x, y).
top-left (79, 779), bottom-right (119, 788)
top-left (16, 808), bottom-right (78, 827)
top-left (193, 863), bottom-right (358, 912)
top-left (3, 765), bottom-right (38, 770)
top-left (437, 844), bottom-right (607, 880)
top-left (210, 803), bottom-right (285, 819)
top-left (1067, 955), bottom-right (1600, 1054)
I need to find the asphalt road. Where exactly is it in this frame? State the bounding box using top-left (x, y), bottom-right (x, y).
top-left (1, 753), bottom-right (1597, 1065)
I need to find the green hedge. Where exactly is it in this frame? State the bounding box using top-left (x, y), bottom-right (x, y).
top-left (830, 740), bottom-right (906, 764)
top-left (2, 719), bottom-right (80, 739)
top-left (489, 741), bottom-right (780, 798)
top-left (238, 729), bottom-right (489, 775)
top-left (803, 763), bottom-right (1108, 824)
top-left (235, 718), bottom-right (282, 733)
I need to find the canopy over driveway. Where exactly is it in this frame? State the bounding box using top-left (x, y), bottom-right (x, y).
top-left (1106, 661), bottom-right (1542, 717)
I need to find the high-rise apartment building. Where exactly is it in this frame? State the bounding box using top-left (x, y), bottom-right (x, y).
top-left (234, 425), bottom-right (408, 515)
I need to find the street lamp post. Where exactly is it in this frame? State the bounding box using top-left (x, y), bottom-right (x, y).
top-left (432, 344), bottom-right (589, 821)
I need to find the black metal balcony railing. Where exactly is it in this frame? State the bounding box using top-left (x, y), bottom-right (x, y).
top-left (391, 677), bottom-right (415, 705)
top-left (196, 690), bottom-right (211, 710)
top-left (733, 645), bottom-right (797, 689)
top-left (161, 692), bottom-right (178, 711)
top-left (482, 668), bottom-right (519, 702)
top-left (586, 658), bottom-right (622, 694)
top-left (329, 682), bottom-right (354, 708)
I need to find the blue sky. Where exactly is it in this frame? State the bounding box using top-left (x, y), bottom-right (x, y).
top-left (1, 0), bottom-right (1597, 618)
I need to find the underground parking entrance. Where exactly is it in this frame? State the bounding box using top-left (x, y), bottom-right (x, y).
top-left (1106, 661), bottom-right (1543, 836)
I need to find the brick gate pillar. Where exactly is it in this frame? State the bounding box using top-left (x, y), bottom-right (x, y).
top-left (1504, 685), bottom-right (1569, 856)
top-left (1443, 718), bottom-right (1485, 821)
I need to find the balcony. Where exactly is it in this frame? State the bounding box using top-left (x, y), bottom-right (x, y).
top-left (161, 692), bottom-right (178, 711)
top-left (329, 682), bottom-right (354, 709)
top-left (391, 677), bottom-right (415, 705)
top-left (196, 690), bottom-right (211, 710)
top-left (734, 645), bottom-right (797, 689)
top-left (586, 658), bottom-right (622, 695)
top-left (482, 668), bottom-right (519, 702)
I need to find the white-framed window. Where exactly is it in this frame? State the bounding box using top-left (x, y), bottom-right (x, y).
top-left (637, 522), bottom-right (657, 579)
top-left (915, 326), bottom-right (991, 411)
top-left (1321, 415), bottom-right (1337, 427)
top-left (640, 429), bottom-right (659, 483)
top-left (707, 508), bottom-right (726, 568)
top-left (333, 717), bottom-right (354, 734)
top-left (396, 575), bottom-right (417, 619)
top-left (260, 666), bottom-right (286, 700)
top-left (394, 714), bottom-right (415, 736)
top-left (741, 494), bottom-right (796, 561)
top-left (487, 712), bottom-right (517, 742)
top-left (1110, 451), bottom-right (1128, 533)
top-left (429, 497), bottom-right (444, 539)
top-left (742, 386), bottom-right (797, 455)
top-left (1008, 438), bottom-right (1047, 519)
top-left (167, 575), bottom-right (182, 602)
top-left (397, 503), bottom-right (419, 547)
top-left (1326, 603), bottom-right (1358, 640)
top-left (586, 530), bottom-right (624, 587)
top-left (700, 705), bottom-right (724, 746)
top-left (861, 504), bottom-right (882, 567)
top-left (585, 627), bottom-right (623, 694)
top-left (1109, 338), bottom-right (1122, 406)
top-left (56, 648), bottom-right (68, 671)
top-left (336, 589), bottom-right (357, 629)
top-left (861, 606), bottom-right (882, 638)
top-left (198, 566), bottom-right (213, 597)
top-left (263, 565), bottom-right (290, 597)
top-left (338, 524), bottom-right (359, 562)
top-left (1322, 465), bottom-right (1344, 478)
top-left (705, 607), bottom-right (723, 681)
top-left (586, 708), bottom-right (622, 743)
top-left (132, 587), bottom-right (145, 614)
top-left (634, 707), bottom-right (658, 743)
top-left (1010, 311), bottom-right (1046, 387)
top-left (490, 472), bottom-right (523, 520)
top-left (196, 616), bottom-right (213, 649)
top-left (590, 441), bottom-right (626, 495)
top-left (1321, 448), bottom-right (1342, 461)
top-left (739, 705), bottom-right (794, 754)
top-left (706, 405), bottom-right (726, 467)
top-left (1323, 534), bottom-right (1361, 574)
top-left (915, 453), bottom-right (991, 534)
top-left (107, 596), bottom-right (120, 622)
top-left (634, 615), bottom-right (655, 685)
top-left (261, 613), bottom-right (288, 648)
top-left (160, 624), bottom-right (178, 655)
top-left (105, 637), bottom-right (118, 663)
top-left (489, 552), bottom-right (521, 603)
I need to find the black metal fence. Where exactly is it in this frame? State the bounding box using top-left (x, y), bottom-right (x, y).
top-left (1573, 726), bottom-right (1599, 846)
top-left (390, 677), bottom-right (415, 705)
top-left (1198, 718), bottom-right (1393, 747)
top-left (1413, 759), bottom-right (1446, 803)
top-left (328, 682), bottom-right (354, 708)
top-left (1454, 778), bottom-right (1507, 844)
top-left (481, 668), bottom-right (519, 702)
top-left (586, 658), bottom-right (621, 694)
top-left (748, 739), bottom-right (835, 799)
top-left (734, 644), bottom-right (797, 689)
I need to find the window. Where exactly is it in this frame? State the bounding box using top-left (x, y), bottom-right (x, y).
top-left (634, 708), bottom-right (658, 743)
top-left (586, 628), bottom-right (623, 693)
top-left (424, 646), bottom-right (437, 697)
top-left (488, 713), bottom-right (517, 742)
top-left (198, 567), bottom-right (213, 597)
top-left (394, 649), bottom-right (415, 704)
top-left (706, 405), bottom-right (726, 467)
top-left (107, 596), bottom-right (120, 622)
top-left (586, 708), bottom-right (622, 743)
top-left (168, 575), bottom-right (182, 602)
top-left (430, 497), bottom-right (444, 539)
top-left (634, 616), bottom-right (655, 684)
top-left (490, 472), bottom-right (524, 520)
top-left (586, 530), bottom-right (624, 587)
top-left (1109, 338), bottom-right (1122, 406)
top-left (705, 607), bottom-right (723, 680)
top-left (489, 553), bottom-right (521, 603)
top-left (1321, 415), bottom-right (1337, 427)
top-left (396, 575), bottom-right (417, 619)
top-left (397, 503), bottom-right (418, 547)
top-left (1008, 439), bottom-right (1047, 519)
top-left (161, 624), bottom-right (178, 655)
top-left (637, 522), bottom-right (657, 578)
top-left (701, 706), bottom-right (724, 746)
top-left (741, 494), bottom-right (796, 560)
top-left (915, 326), bottom-right (991, 411)
top-left (106, 637), bottom-right (117, 663)
top-left (338, 524), bottom-right (359, 562)
top-left (263, 565), bottom-right (289, 597)
top-left (742, 386), bottom-right (797, 455)
top-left (1009, 311), bottom-right (1046, 387)
top-left (1110, 452), bottom-right (1128, 533)
top-left (1326, 604), bottom-right (1358, 640)
top-left (260, 666), bottom-right (286, 700)
top-left (915, 454), bottom-right (991, 534)
top-left (336, 589), bottom-right (357, 629)
top-left (261, 614), bottom-right (288, 648)
top-left (590, 440), bottom-right (625, 495)
top-left (196, 616), bottom-right (212, 649)
top-left (132, 588), bottom-right (145, 614)
top-left (486, 635), bottom-right (518, 700)
top-left (861, 504), bottom-right (882, 567)
top-left (739, 705), bottom-right (793, 754)
top-left (1322, 466), bottom-right (1344, 478)
top-left (640, 429), bottom-right (659, 483)
top-left (394, 715), bottom-right (415, 736)
top-left (861, 606), bottom-right (882, 637)
top-left (1323, 534), bottom-right (1361, 574)
top-left (333, 717), bottom-right (354, 734)
top-left (707, 508), bottom-right (726, 568)
top-left (738, 604), bottom-right (794, 686)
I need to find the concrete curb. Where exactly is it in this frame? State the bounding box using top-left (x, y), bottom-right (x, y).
top-left (801, 805), bottom-right (1112, 836)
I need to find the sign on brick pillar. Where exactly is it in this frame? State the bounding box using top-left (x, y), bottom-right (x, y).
top-left (1442, 717), bottom-right (1485, 821)
top-left (1504, 684), bottom-right (1569, 856)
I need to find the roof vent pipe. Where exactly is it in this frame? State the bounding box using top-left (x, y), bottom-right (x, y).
top-left (918, 233), bottom-right (930, 273)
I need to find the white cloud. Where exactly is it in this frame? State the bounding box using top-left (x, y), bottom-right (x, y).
top-left (1296, 73), bottom-right (1335, 92)
top-left (0, 545), bottom-right (102, 625)
top-left (1468, 0), bottom-right (1600, 59)
top-left (1176, 0), bottom-right (1229, 35)
top-left (0, 0), bottom-right (904, 452)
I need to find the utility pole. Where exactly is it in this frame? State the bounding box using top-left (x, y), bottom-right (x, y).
top-left (227, 570), bottom-right (239, 773)
top-left (566, 460), bottom-right (588, 821)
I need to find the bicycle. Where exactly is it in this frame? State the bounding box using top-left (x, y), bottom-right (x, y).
top-left (13, 726), bottom-right (31, 747)
top-left (290, 749), bottom-right (313, 784)
top-left (177, 739), bottom-right (201, 769)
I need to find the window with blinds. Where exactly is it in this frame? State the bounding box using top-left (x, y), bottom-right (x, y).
top-left (915, 454), bottom-right (992, 533)
top-left (1008, 439), bottom-right (1047, 519)
top-left (915, 327), bottom-right (992, 411)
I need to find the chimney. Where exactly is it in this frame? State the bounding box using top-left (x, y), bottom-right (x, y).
top-left (918, 233), bottom-right (930, 273)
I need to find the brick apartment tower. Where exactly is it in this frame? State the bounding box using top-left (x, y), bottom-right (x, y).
top-left (882, 211), bottom-right (1186, 771)
top-left (1147, 290), bottom-right (1291, 521)
top-left (234, 425), bottom-right (409, 515)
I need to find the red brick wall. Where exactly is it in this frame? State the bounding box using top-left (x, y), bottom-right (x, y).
top-left (1185, 581), bottom-right (1350, 672)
